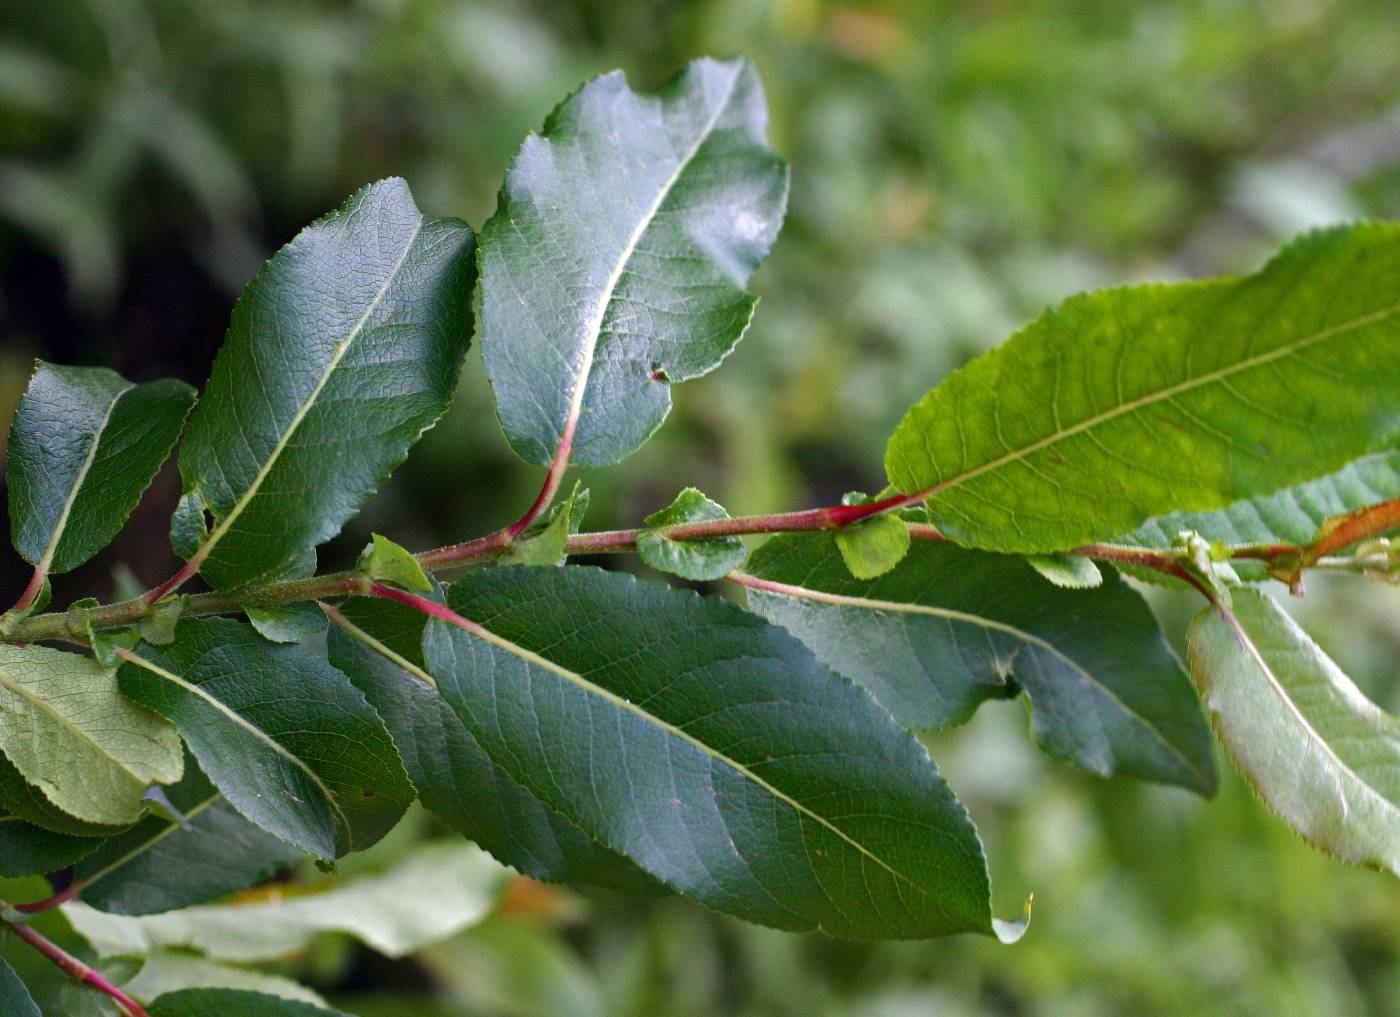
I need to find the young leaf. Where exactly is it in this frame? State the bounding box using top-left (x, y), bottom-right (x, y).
top-left (0, 815), bottom-right (104, 876)
top-left (148, 989), bottom-right (352, 1017)
top-left (6, 363), bottom-right (195, 576)
top-left (116, 619), bottom-right (414, 859)
top-left (501, 484), bottom-right (586, 567)
top-left (0, 643), bottom-right (183, 826)
top-left (245, 602), bottom-right (327, 644)
top-left (67, 841), bottom-right (508, 962)
top-left (357, 533), bottom-right (431, 591)
top-left (480, 57), bottom-right (787, 467)
top-left (1026, 553), bottom-right (1103, 589)
top-left (72, 754), bottom-right (303, 915)
top-left (423, 565), bottom-right (1005, 940)
top-left (0, 958), bottom-right (40, 1017)
top-left (834, 514), bottom-right (911, 580)
top-left (1188, 589), bottom-right (1400, 874)
top-left (636, 487), bottom-right (746, 581)
top-left (885, 224), bottom-right (1400, 553)
top-left (175, 178), bottom-right (475, 590)
top-left (744, 535), bottom-right (1216, 794)
top-left (325, 596), bottom-right (661, 893)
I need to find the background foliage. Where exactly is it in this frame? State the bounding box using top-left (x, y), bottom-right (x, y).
top-left (2, 1), bottom-right (1400, 1013)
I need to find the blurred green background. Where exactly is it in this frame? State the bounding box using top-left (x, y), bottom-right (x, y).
top-left (2, 1), bottom-right (1400, 1014)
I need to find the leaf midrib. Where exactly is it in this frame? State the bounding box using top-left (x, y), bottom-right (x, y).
top-left (911, 300), bottom-right (1400, 500)
top-left (32, 380), bottom-right (132, 576)
top-left (189, 214), bottom-right (426, 573)
top-left (557, 66), bottom-right (743, 452)
top-left (76, 791), bottom-right (222, 894)
top-left (739, 573), bottom-right (1205, 783)
top-left (121, 651), bottom-right (349, 841)
top-left (436, 607), bottom-right (968, 924)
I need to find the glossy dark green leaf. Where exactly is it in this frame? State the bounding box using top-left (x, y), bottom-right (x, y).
top-left (117, 619), bottom-right (414, 860)
top-left (6, 362), bottom-right (195, 577)
top-left (744, 535), bottom-right (1216, 794)
top-left (636, 488), bottom-right (746, 581)
top-left (886, 224), bottom-right (1400, 553)
top-left (1188, 589), bottom-right (1400, 874)
top-left (480, 58), bottom-right (787, 467)
top-left (148, 988), bottom-right (352, 1017)
top-left (423, 565), bottom-right (1007, 940)
top-left (0, 958), bottom-right (40, 1017)
top-left (0, 643), bottom-right (183, 826)
top-left (175, 178), bottom-right (475, 590)
top-left (72, 753), bottom-right (302, 915)
top-left (0, 814), bottom-right (103, 876)
top-left (325, 597), bottom-right (660, 893)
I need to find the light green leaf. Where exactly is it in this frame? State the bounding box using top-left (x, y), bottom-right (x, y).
top-left (886, 224), bottom-right (1400, 553)
top-left (66, 841), bottom-right (508, 962)
top-left (1123, 449), bottom-right (1400, 549)
top-left (834, 514), bottom-right (911, 580)
top-left (325, 596), bottom-right (661, 893)
top-left (357, 533), bottom-right (431, 591)
top-left (480, 58), bottom-right (787, 467)
top-left (117, 620), bottom-right (414, 860)
top-left (245, 602), bottom-right (328, 644)
top-left (1026, 553), bottom-right (1103, 589)
top-left (139, 597), bottom-right (186, 646)
top-left (6, 362), bottom-right (195, 576)
top-left (0, 958), bottom-right (40, 1017)
top-left (72, 753), bottom-right (302, 915)
top-left (176, 178), bottom-right (475, 590)
top-left (636, 487), bottom-right (746, 581)
top-left (423, 565), bottom-right (1005, 939)
top-left (502, 483), bottom-right (586, 567)
top-left (0, 753), bottom-right (129, 837)
top-left (126, 955), bottom-right (329, 1008)
top-left (745, 535), bottom-right (1216, 794)
top-left (148, 988), bottom-right (348, 1017)
top-left (0, 643), bottom-right (183, 826)
top-left (1188, 589), bottom-right (1400, 874)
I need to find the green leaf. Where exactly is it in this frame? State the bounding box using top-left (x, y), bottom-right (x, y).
top-left (325, 596), bottom-right (661, 893)
top-left (245, 602), bottom-right (328, 644)
top-left (834, 514), bottom-right (911, 580)
top-left (1187, 589), bottom-right (1400, 874)
top-left (480, 58), bottom-right (787, 467)
top-left (0, 643), bottom-right (183, 826)
top-left (744, 535), bottom-right (1216, 794)
top-left (176, 178), bottom-right (475, 590)
top-left (636, 487), bottom-right (746, 581)
top-left (885, 224), bottom-right (1400, 553)
top-left (0, 958), bottom-right (40, 1017)
top-left (0, 753), bottom-right (128, 837)
top-left (72, 753), bottom-right (302, 915)
top-left (124, 954), bottom-right (330, 1009)
top-left (1123, 449), bottom-right (1400, 549)
top-left (67, 841), bottom-right (507, 963)
top-left (356, 533), bottom-right (431, 591)
top-left (1026, 553), bottom-right (1103, 589)
top-left (501, 484), bottom-right (585, 567)
top-left (423, 565), bottom-right (1002, 939)
top-left (148, 989), bottom-right (351, 1017)
top-left (6, 362), bottom-right (195, 576)
top-left (138, 597), bottom-right (186, 646)
top-left (117, 619), bottom-right (414, 859)
top-left (0, 814), bottom-right (104, 876)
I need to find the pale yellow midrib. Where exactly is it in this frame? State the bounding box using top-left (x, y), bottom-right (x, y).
top-left (558, 67), bottom-right (742, 449)
top-left (741, 575), bottom-right (1203, 780)
top-left (74, 791), bottom-right (222, 892)
top-left (121, 651), bottom-right (350, 837)
top-left (1217, 603), bottom-right (1400, 829)
top-left (442, 609), bottom-right (966, 916)
top-left (33, 381), bottom-right (133, 577)
top-left (191, 216), bottom-right (425, 571)
top-left (916, 300), bottom-right (1400, 499)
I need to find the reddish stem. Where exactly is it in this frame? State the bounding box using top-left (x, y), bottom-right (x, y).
top-left (143, 557), bottom-right (202, 606)
top-left (8, 568), bottom-right (47, 617)
top-left (13, 884), bottom-right (79, 915)
top-left (6, 917), bottom-right (148, 1016)
top-left (507, 417), bottom-right (577, 539)
top-left (1307, 496), bottom-right (1400, 561)
top-left (366, 582), bottom-right (487, 638)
